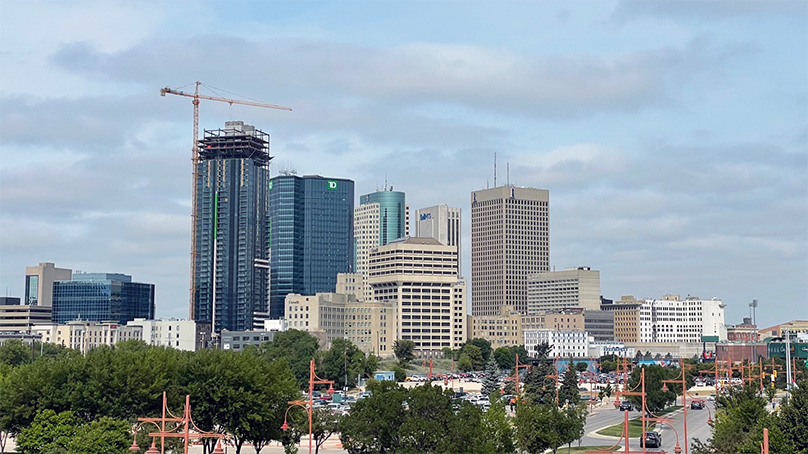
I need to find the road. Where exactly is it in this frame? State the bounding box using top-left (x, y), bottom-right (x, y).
top-left (582, 398), bottom-right (716, 453)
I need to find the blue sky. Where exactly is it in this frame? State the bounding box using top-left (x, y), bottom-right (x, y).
top-left (1, 0), bottom-right (806, 329)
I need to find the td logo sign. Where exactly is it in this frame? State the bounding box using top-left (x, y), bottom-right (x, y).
top-left (327, 180), bottom-right (338, 190)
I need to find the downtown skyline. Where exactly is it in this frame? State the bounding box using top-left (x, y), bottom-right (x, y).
top-left (0, 1), bottom-right (806, 329)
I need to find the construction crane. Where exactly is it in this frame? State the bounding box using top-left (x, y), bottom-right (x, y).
top-left (160, 81), bottom-right (292, 319)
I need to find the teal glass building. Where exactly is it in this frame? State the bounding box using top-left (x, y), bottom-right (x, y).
top-left (193, 121), bottom-right (270, 333)
top-left (269, 174), bottom-right (354, 319)
top-left (52, 273), bottom-right (155, 324)
top-left (361, 189), bottom-right (407, 245)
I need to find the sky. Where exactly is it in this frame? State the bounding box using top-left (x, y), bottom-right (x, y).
top-left (1, 1), bottom-right (806, 330)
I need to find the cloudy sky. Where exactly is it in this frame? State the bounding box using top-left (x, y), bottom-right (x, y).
top-left (1, 1), bottom-right (806, 329)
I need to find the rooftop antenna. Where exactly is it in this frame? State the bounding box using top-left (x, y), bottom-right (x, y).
top-left (384, 174), bottom-right (388, 191)
top-left (494, 152), bottom-right (497, 188)
top-left (507, 162), bottom-right (510, 186)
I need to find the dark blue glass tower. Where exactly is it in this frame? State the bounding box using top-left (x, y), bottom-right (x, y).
top-left (52, 273), bottom-right (155, 324)
top-left (193, 121), bottom-right (270, 333)
top-left (269, 175), bottom-right (354, 319)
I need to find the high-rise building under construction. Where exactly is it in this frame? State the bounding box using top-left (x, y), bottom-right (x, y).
top-left (193, 121), bottom-right (270, 333)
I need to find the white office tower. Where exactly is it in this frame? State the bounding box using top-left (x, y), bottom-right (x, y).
top-left (527, 267), bottom-right (601, 314)
top-left (414, 205), bottom-right (461, 275)
top-left (368, 237), bottom-right (467, 355)
top-left (471, 186), bottom-right (549, 316)
top-left (639, 295), bottom-right (727, 343)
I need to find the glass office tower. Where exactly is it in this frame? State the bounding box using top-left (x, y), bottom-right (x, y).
top-left (361, 190), bottom-right (407, 246)
top-left (193, 121), bottom-right (271, 333)
top-left (52, 272), bottom-right (155, 324)
top-left (268, 175), bottom-right (354, 319)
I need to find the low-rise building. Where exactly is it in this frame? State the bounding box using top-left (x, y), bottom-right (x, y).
top-left (639, 295), bottom-right (726, 343)
top-left (758, 320), bottom-right (808, 340)
top-left (220, 330), bottom-right (277, 351)
top-left (0, 304), bottom-right (53, 332)
top-left (588, 342), bottom-right (634, 358)
top-left (524, 329), bottom-right (589, 358)
top-left (32, 321), bottom-right (141, 355)
top-left (726, 317), bottom-right (759, 342)
top-left (601, 296), bottom-right (642, 343)
top-left (126, 318), bottom-right (207, 351)
top-left (584, 310), bottom-right (615, 342)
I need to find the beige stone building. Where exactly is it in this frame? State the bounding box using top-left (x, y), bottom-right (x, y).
top-left (32, 321), bottom-right (141, 355)
top-left (25, 262), bottom-right (72, 306)
top-left (0, 304), bottom-right (53, 332)
top-left (368, 237), bottom-right (467, 355)
top-left (602, 296), bottom-right (642, 343)
top-left (470, 306), bottom-right (585, 349)
top-left (471, 186), bottom-right (549, 317)
top-left (758, 320), bottom-right (808, 339)
top-left (284, 293), bottom-right (397, 357)
top-left (527, 267), bottom-right (601, 314)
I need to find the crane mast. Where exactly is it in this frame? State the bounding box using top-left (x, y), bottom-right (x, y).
top-left (160, 81), bottom-right (291, 321)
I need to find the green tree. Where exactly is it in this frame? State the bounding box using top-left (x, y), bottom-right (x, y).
top-left (514, 403), bottom-right (561, 453)
top-left (15, 409), bottom-right (79, 454)
top-left (462, 344), bottom-right (484, 370)
top-left (392, 365), bottom-right (406, 382)
top-left (261, 329), bottom-right (320, 389)
top-left (457, 353), bottom-right (473, 372)
top-left (399, 384), bottom-right (456, 453)
top-left (533, 342), bottom-right (553, 358)
top-left (339, 380), bottom-right (407, 454)
top-left (494, 346), bottom-right (515, 370)
top-left (522, 360), bottom-right (556, 406)
top-left (393, 339), bottom-right (416, 366)
top-left (481, 355), bottom-right (500, 399)
top-left (559, 404), bottom-right (587, 453)
top-left (321, 338), bottom-right (372, 389)
top-left (0, 340), bottom-right (33, 367)
top-left (466, 338), bottom-right (493, 362)
top-left (558, 362), bottom-right (581, 407)
top-left (294, 409), bottom-right (340, 454)
top-left (481, 399), bottom-right (516, 453)
top-left (66, 417), bottom-right (130, 454)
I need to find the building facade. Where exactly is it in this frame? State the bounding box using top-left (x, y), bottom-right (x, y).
top-left (220, 329), bottom-right (277, 352)
top-left (527, 267), bottom-right (600, 314)
top-left (471, 186), bottom-right (549, 316)
top-left (25, 262), bottom-right (72, 306)
top-left (52, 272), bottom-right (154, 324)
top-left (639, 295), bottom-right (726, 343)
top-left (524, 329), bottom-right (589, 358)
top-left (0, 305), bottom-right (52, 332)
top-left (33, 321), bottom-right (142, 355)
top-left (193, 121), bottom-right (271, 333)
top-left (758, 320), bottom-right (808, 339)
top-left (414, 204), bottom-right (461, 274)
top-left (726, 318), bottom-right (759, 342)
top-left (284, 292), bottom-right (397, 357)
top-left (584, 310), bottom-right (615, 342)
top-left (368, 237), bottom-right (466, 354)
top-left (126, 318), bottom-right (207, 351)
top-left (601, 296), bottom-right (642, 343)
top-left (354, 188), bottom-right (409, 300)
top-left (268, 174), bottom-right (354, 319)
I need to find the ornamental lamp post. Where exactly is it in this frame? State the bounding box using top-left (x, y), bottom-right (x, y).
top-left (281, 358), bottom-right (335, 454)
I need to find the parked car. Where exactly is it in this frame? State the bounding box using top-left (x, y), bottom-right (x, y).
top-left (707, 394), bottom-right (716, 401)
top-left (619, 402), bottom-right (634, 411)
top-left (640, 432), bottom-right (662, 448)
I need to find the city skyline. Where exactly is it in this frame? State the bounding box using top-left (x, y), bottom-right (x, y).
top-left (1, 1), bottom-right (806, 329)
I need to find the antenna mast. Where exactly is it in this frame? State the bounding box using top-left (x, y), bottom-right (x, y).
top-left (494, 152), bottom-right (497, 187)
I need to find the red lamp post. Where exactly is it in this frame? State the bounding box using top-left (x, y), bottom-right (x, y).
top-left (281, 358), bottom-right (335, 454)
top-left (513, 353), bottom-right (530, 411)
top-left (661, 359), bottom-right (690, 454)
top-left (128, 392), bottom-right (226, 454)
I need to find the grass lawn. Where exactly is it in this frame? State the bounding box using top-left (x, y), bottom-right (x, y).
top-left (596, 406), bottom-right (683, 438)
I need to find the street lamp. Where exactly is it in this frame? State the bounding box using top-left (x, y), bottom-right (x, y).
top-left (281, 358), bottom-right (335, 454)
top-left (661, 359), bottom-right (690, 454)
top-left (128, 392), bottom-right (225, 454)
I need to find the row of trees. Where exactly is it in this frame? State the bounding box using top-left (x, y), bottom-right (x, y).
top-left (692, 381), bottom-right (808, 454)
top-left (0, 330), bottom-right (379, 454)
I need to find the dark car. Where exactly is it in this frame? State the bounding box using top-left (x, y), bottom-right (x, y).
top-left (619, 402), bottom-right (634, 411)
top-left (640, 432), bottom-right (662, 448)
top-left (691, 401), bottom-right (705, 410)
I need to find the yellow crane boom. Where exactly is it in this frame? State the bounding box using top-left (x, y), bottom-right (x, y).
top-left (160, 81), bottom-right (291, 320)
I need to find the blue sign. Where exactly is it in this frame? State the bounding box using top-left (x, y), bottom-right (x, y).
top-left (420, 213), bottom-right (432, 220)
